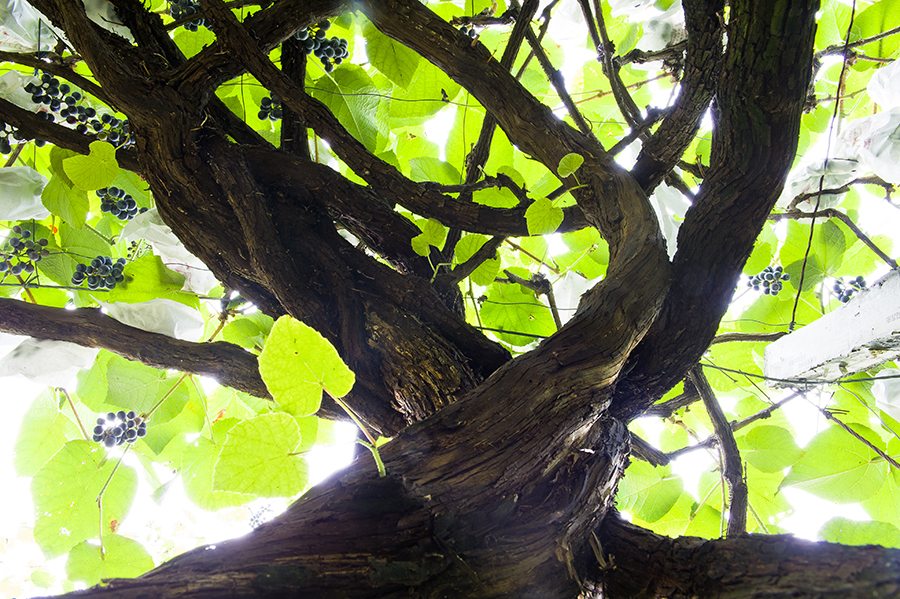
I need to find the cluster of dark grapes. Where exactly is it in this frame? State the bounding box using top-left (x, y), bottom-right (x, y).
top-left (458, 25), bottom-right (479, 38)
top-left (832, 276), bottom-right (866, 303)
top-left (24, 71), bottom-right (134, 148)
top-left (258, 95), bottom-right (283, 121)
top-left (97, 186), bottom-right (146, 221)
top-left (71, 256), bottom-right (127, 290)
top-left (92, 410), bottom-right (147, 447)
top-left (249, 504), bottom-right (275, 529)
top-left (294, 21), bottom-right (349, 73)
top-left (748, 265), bottom-right (791, 296)
top-left (0, 225), bottom-right (49, 277)
top-left (168, 0), bottom-right (206, 31)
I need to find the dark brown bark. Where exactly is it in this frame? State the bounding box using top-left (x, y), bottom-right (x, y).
top-left (595, 516), bottom-right (900, 598)
top-left (8, 0), bottom-right (895, 598)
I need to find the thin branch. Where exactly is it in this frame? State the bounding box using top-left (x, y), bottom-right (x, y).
top-left (500, 269), bottom-right (562, 329)
top-left (818, 404), bottom-right (900, 470)
top-left (438, 235), bottom-right (504, 287)
top-left (0, 50), bottom-right (111, 106)
top-left (689, 365), bottom-right (746, 536)
top-left (815, 24), bottom-right (900, 61)
top-left (521, 22), bottom-right (595, 139)
top-left (665, 392), bottom-right (799, 460)
top-left (643, 385), bottom-right (700, 418)
top-left (710, 331), bottom-right (788, 345)
top-left (630, 433), bottom-right (670, 466)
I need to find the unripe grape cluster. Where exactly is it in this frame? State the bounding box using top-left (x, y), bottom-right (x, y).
top-left (93, 410), bottom-right (147, 447)
top-left (748, 265), bottom-right (791, 296)
top-left (0, 225), bottom-right (49, 277)
top-left (294, 21), bottom-right (349, 73)
top-left (258, 95), bottom-right (283, 121)
top-left (833, 276), bottom-right (866, 303)
top-left (71, 256), bottom-right (127, 290)
top-left (97, 186), bottom-right (146, 220)
top-left (168, 0), bottom-right (205, 31)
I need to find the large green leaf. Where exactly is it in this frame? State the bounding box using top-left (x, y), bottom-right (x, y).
top-left (213, 413), bottom-right (308, 497)
top-left (13, 389), bottom-right (81, 477)
top-left (182, 423), bottom-right (254, 511)
top-left (103, 254), bottom-right (195, 306)
top-left (738, 425), bottom-right (804, 473)
top-left (852, 0), bottom-right (900, 65)
top-left (616, 461), bottom-right (684, 523)
top-left (32, 440), bottom-right (137, 559)
top-left (310, 65), bottom-right (387, 153)
top-left (819, 517), bottom-right (900, 549)
top-left (222, 312), bottom-right (275, 352)
top-left (105, 356), bottom-right (189, 423)
top-left (365, 22), bottom-right (420, 88)
top-left (63, 141), bottom-right (119, 191)
top-left (525, 197), bottom-right (564, 235)
top-left (42, 175), bottom-right (89, 228)
top-left (258, 316), bottom-right (356, 416)
top-left (66, 535), bottom-right (155, 585)
top-left (479, 280), bottom-right (556, 346)
top-left (782, 424), bottom-right (888, 503)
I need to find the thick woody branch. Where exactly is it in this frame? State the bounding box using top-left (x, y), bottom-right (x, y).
top-left (593, 515), bottom-right (900, 598)
top-left (0, 297), bottom-right (270, 399)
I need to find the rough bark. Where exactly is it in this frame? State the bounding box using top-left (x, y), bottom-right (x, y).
top-left (6, 0), bottom-right (896, 598)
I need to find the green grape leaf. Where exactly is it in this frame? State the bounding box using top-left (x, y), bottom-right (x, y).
top-left (66, 534), bottom-right (155, 585)
top-left (479, 281), bottom-right (556, 346)
top-left (782, 424), bottom-right (888, 503)
top-left (258, 316), bottom-right (356, 416)
top-left (738, 425), bottom-right (804, 473)
top-left (411, 218), bottom-right (448, 256)
top-left (32, 440), bottom-right (137, 559)
top-left (525, 197), bottom-right (563, 235)
top-left (62, 141), bottom-right (119, 191)
top-left (388, 61), bottom-right (460, 126)
top-left (557, 153), bottom-right (584, 178)
top-left (105, 355), bottom-right (189, 423)
top-left (852, 0), bottom-right (900, 63)
top-left (455, 234), bottom-right (501, 286)
top-left (41, 175), bottom-right (89, 228)
top-left (182, 434), bottom-right (253, 511)
top-left (13, 390), bottom-right (81, 477)
top-left (310, 65), bottom-right (386, 153)
top-left (409, 157), bottom-right (460, 185)
top-left (213, 413), bottom-right (308, 497)
top-left (615, 461), bottom-right (684, 523)
top-left (862, 466), bottom-right (900, 526)
top-left (103, 254), bottom-right (196, 307)
top-left (819, 517), bottom-right (900, 549)
top-left (365, 23), bottom-right (420, 88)
top-left (222, 312), bottom-right (275, 351)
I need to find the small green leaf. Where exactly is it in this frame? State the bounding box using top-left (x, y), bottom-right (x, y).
top-left (819, 517), bottom-right (900, 549)
top-left (103, 254), bottom-right (195, 306)
top-left (455, 234), bottom-right (501, 286)
top-left (62, 141), bottom-right (119, 191)
top-left (32, 440), bottom-right (137, 559)
top-left (557, 153), bottom-right (584, 178)
top-left (213, 413), bottom-right (308, 497)
top-left (66, 535), bottom-right (155, 585)
top-left (222, 312), bottom-right (275, 351)
top-left (258, 316), bottom-right (355, 416)
top-left (525, 197), bottom-right (564, 235)
top-left (411, 218), bottom-right (448, 257)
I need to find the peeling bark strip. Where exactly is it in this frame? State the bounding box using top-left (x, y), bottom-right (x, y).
top-left (8, 0), bottom-right (899, 597)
